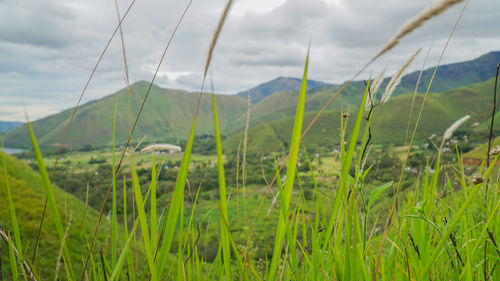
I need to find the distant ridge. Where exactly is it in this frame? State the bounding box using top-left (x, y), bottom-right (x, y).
top-left (236, 76), bottom-right (331, 104)
top-left (229, 50), bottom-right (500, 132)
top-left (383, 50), bottom-right (500, 96)
top-left (0, 121), bottom-right (22, 132)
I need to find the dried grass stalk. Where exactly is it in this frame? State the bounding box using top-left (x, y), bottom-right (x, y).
top-left (365, 68), bottom-right (386, 112)
top-left (373, 0), bottom-right (463, 61)
top-left (381, 48), bottom-right (422, 104)
top-left (204, 0), bottom-right (233, 77)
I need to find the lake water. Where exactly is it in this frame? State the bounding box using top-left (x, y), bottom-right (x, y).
top-left (2, 147), bottom-right (25, 155)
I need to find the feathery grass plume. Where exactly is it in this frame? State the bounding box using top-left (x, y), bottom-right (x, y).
top-left (365, 68), bottom-right (386, 112)
top-left (204, 0), bottom-right (233, 78)
top-left (443, 114), bottom-right (470, 140)
top-left (241, 87), bottom-right (251, 225)
top-left (373, 0), bottom-right (463, 61)
top-left (404, 44), bottom-right (432, 145)
top-left (381, 48), bottom-right (422, 104)
top-left (370, 68), bottom-right (386, 96)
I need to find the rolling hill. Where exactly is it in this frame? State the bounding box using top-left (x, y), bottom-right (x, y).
top-left (5, 81), bottom-right (248, 148)
top-left (224, 78), bottom-right (499, 153)
top-left (228, 51), bottom-right (500, 133)
top-left (388, 50), bottom-right (500, 96)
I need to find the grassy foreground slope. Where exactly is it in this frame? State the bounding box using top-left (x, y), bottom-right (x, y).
top-left (5, 81), bottom-right (248, 148)
top-left (225, 78), bottom-right (499, 152)
top-left (0, 151), bottom-right (109, 279)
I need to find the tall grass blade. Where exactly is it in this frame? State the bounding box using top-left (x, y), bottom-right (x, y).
top-left (111, 96), bottom-right (119, 268)
top-left (2, 140), bottom-right (23, 262)
top-left (7, 232), bottom-right (19, 281)
top-left (323, 81), bottom-right (370, 252)
top-left (150, 153), bottom-right (158, 248)
top-left (131, 157), bottom-right (157, 280)
top-left (267, 48), bottom-right (309, 281)
top-left (27, 121), bottom-right (75, 279)
top-left (156, 118), bottom-right (196, 278)
top-left (109, 221), bottom-right (139, 281)
top-left (211, 89), bottom-right (232, 280)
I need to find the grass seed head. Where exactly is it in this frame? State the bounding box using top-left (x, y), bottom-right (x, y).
top-left (443, 114), bottom-right (470, 140)
top-left (204, 0), bottom-right (233, 78)
top-left (381, 48), bottom-right (422, 104)
top-left (365, 68), bottom-right (386, 112)
top-left (373, 0), bottom-right (464, 61)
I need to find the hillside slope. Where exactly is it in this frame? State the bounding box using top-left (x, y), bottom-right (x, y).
top-left (0, 151), bottom-right (110, 279)
top-left (224, 78), bottom-right (499, 153)
top-left (5, 81), bottom-right (248, 147)
top-left (227, 51), bottom-right (500, 134)
top-left (389, 50), bottom-right (500, 96)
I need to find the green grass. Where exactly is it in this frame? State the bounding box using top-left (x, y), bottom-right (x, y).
top-left (0, 151), bottom-right (112, 280)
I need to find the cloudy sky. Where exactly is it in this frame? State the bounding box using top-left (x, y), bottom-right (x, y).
top-left (1, 0), bottom-right (499, 121)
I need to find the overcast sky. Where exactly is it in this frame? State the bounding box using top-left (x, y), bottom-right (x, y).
top-left (1, 0), bottom-right (499, 121)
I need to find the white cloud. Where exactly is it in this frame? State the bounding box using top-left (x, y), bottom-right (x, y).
top-left (232, 0), bottom-right (287, 16)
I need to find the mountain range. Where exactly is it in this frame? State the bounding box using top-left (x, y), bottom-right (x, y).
top-left (4, 51), bottom-right (500, 151)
